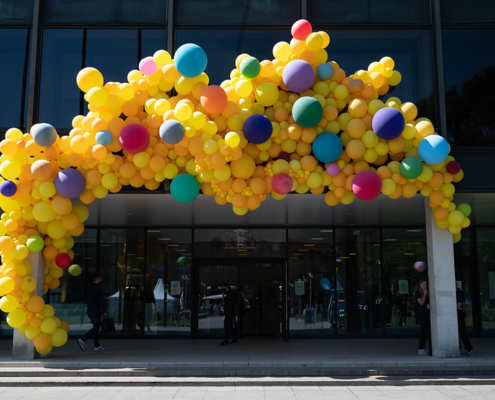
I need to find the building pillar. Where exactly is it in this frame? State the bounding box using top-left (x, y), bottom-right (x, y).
top-left (12, 250), bottom-right (45, 360)
top-left (425, 198), bottom-right (460, 358)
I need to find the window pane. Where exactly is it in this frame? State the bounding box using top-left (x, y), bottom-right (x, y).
top-left (321, 29), bottom-right (435, 123)
top-left (39, 29), bottom-right (83, 130)
top-left (288, 229), bottom-right (335, 335)
top-left (175, 29), bottom-right (289, 86)
top-left (43, 0), bottom-right (166, 25)
top-left (0, 29), bottom-right (30, 130)
top-left (146, 229), bottom-right (192, 336)
top-left (477, 228), bottom-right (495, 335)
top-left (177, 0), bottom-right (298, 26)
top-left (309, 0), bottom-right (431, 25)
top-left (441, 0), bottom-right (495, 24)
top-left (86, 29), bottom-right (138, 84)
top-left (442, 29), bottom-right (495, 146)
top-left (0, 0), bottom-right (33, 24)
top-left (48, 229), bottom-right (97, 337)
top-left (141, 29), bottom-right (167, 60)
top-left (382, 228), bottom-right (426, 335)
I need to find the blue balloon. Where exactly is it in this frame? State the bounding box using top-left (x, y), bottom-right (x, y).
top-left (31, 123), bottom-right (57, 147)
top-left (243, 114), bottom-right (272, 145)
top-left (170, 174), bottom-right (200, 203)
top-left (317, 63), bottom-right (334, 80)
top-left (0, 180), bottom-right (17, 197)
top-left (160, 120), bottom-right (185, 145)
top-left (372, 107), bottom-right (405, 140)
top-left (174, 44), bottom-right (207, 78)
top-left (312, 132), bottom-right (343, 163)
top-left (95, 130), bottom-right (113, 146)
top-left (418, 135), bottom-right (449, 165)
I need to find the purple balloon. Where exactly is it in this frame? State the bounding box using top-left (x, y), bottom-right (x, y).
top-left (414, 261), bottom-right (427, 272)
top-left (55, 168), bottom-right (86, 199)
top-left (282, 60), bottom-right (315, 93)
top-left (0, 180), bottom-right (17, 197)
top-left (243, 114), bottom-right (273, 144)
top-left (326, 163), bottom-right (340, 176)
top-left (372, 107), bottom-right (405, 140)
top-left (278, 151), bottom-right (290, 161)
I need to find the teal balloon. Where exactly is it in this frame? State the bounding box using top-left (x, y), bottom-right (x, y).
top-left (170, 174), bottom-right (200, 203)
top-left (240, 57), bottom-right (261, 79)
top-left (292, 97), bottom-right (323, 128)
top-left (457, 203), bottom-right (472, 218)
top-left (400, 157), bottom-right (423, 179)
top-left (26, 236), bottom-right (44, 252)
top-left (177, 256), bottom-right (188, 266)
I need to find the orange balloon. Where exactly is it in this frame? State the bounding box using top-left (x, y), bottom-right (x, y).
top-left (31, 160), bottom-right (54, 182)
top-left (61, 213), bottom-right (80, 231)
top-left (428, 172), bottom-right (444, 189)
top-left (86, 170), bottom-right (102, 186)
top-left (376, 166), bottom-right (392, 180)
top-left (29, 317), bottom-right (42, 328)
top-left (232, 194), bottom-right (247, 208)
top-left (34, 333), bottom-right (51, 350)
top-left (324, 191), bottom-right (339, 206)
top-left (402, 182), bottom-right (417, 198)
top-left (27, 295), bottom-right (44, 313)
top-left (346, 140), bottom-right (366, 159)
top-left (300, 155), bottom-right (317, 171)
top-left (60, 321), bottom-right (70, 333)
top-left (211, 152), bottom-right (226, 169)
top-left (230, 154), bottom-right (255, 179)
top-left (250, 177), bottom-right (266, 194)
top-left (433, 207), bottom-right (449, 221)
top-left (200, 85), bottom-right (228, 115)
top-left (80, 189), bottom-right (96, 204)
top-left (119, 162), bottom-right (136, 179)
top-left (430, 190), bottom-right (445, 205)
top-left (214, 194), bottom-right (227, 205)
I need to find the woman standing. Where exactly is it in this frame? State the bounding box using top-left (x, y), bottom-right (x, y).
top-left (414, 280), bottom-right (430, 355)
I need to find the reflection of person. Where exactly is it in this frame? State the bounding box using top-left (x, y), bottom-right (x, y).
top-left (457, 288), bottom-right (473, 355)
top-left (394, 291), bottom-right (404, 326)
top-left (219, 282), bottom-right (237, 346)
top-left (78, 274), bottom-right (108, 351)
top-left (414, 280), bottom-right (430, 355)
top-left (143, 277), bottom-right (157, 332)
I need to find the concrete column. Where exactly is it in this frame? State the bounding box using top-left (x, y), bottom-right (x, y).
top-left (425, 198), bottom-right (460, 358)
top-left (12, 250), bottom-right (45, 360)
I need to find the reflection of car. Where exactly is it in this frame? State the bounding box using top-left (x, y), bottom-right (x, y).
top-left (327, 290), bottom-right (366, 328)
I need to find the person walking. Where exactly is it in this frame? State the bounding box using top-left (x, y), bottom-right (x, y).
top-left (414, 280), bottom-right (430, 355)
top-left (394, 291), bottom-right (404, 326)
top-left (77, 274), bottom-right (108, 351)
top-left (219, 282), bottom-right (237, 346)
top-left (457, 288), bottom-right (474, 355)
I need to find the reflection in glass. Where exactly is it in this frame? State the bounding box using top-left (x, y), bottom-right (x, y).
top-left (442, 29), bottom-right (495, 146)
top-left (0, 0), bottom-right (34, 24)
top-left (382, 229), bottom-right (426, 335)
top-left (141, 29), bottom-right (167, 61)
top-left (476, 228), bottom-right (495, 334)
top-left (288, 229), bottom-right (334, 335)
top-left (39, 29), bottom-right (83, 129)
top-left (0, 29), bottom-right (30, 129)
top-left (440, 0), bottom-right (495, 24)
top-left (146, 229), bottom-right (192, 335)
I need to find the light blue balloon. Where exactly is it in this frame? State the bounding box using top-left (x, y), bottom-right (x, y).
top-left (159, 120), bottom-right (185, 145)
top-left (95, 130), bottom-right (113, 146)
top-left (317, 63), bottom-right (334, 80)
top-left (171, 174), bottom-right (200, 203)
top-left (31, 123), bottom-right (57, 147)
top-left (174, 43), bottom-right (207, 78)
top-left (312, 132), bottom-right (343, 163)
top-left (418, 135), bottom-right (449, 165)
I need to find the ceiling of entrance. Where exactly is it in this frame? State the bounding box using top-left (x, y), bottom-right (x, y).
top-left (82, 192), bottom-right (495, 228)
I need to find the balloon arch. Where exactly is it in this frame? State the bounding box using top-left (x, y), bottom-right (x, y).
top-left (0, 20), bottom-right (470, 353)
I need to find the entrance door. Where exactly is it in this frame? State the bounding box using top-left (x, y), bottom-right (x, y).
top-left (197, 261), bottom-right (283, 337)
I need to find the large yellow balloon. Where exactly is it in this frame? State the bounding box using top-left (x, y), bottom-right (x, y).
top-left (230, 154), bottom-right (256, 179)
top-left (7, 309), bottom-right (26, 328)
top-left (51, 328), bottom-right (68, 347)
top-left (77, 67), bottom-right (104, 93)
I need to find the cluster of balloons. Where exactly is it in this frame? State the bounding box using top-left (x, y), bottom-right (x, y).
top-left (0, 19), bottom-right (471, 352)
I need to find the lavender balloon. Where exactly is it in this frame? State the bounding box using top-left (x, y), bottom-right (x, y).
top-left (0, 180), bottom-right (17, 197)
top-left (414, 261), bottom-right (427, 272)
top-left (55, 168), bottom-right (86, 199)
top-left (282, 60), bottom-right (315, 93)
top-left (326, 163), bottom-right (340, 176)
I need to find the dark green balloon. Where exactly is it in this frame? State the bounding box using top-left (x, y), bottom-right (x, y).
top-left (240, 56), bottom-right (261, 79)
top-left (177, 256), bottom-right (188, 266)
top-left (292, 97), bottom-right (323, 128)
top-left (400, 156), bottom-right (423, 179)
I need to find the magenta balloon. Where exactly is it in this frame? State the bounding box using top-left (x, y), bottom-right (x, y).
top-left (414, 261), bottom-right (427, 272)
top-left (119, 124), bottom-right (150, 154)
top-left (326, 163), bottom-right (340, 177)
top-left (282, 60), bottom-right (315, 93)
top-left (55, 168), bottom-right (86, 199)
top-left (272, 173), bottom-right (293, 195)
top-left (351, 170), bottom-right (382, 201)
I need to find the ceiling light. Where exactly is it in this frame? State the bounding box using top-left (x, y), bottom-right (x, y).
top-left (320, 230), bottom-right (333, 233)
top-left (177, 249), bottom-right (185, 252)
top-left (294, 253), bottom-right (303, 256)
top-left (384, 239), bottom-right (397, 241)
top-left (168, 244), bottom-right (180, 247)
top-left (158, 238), bottom-right (171, 241)
top-left (349, 253), bottom-right (356, 256)
top-left (304, 244), bottom-right (315, 247)
top-left (407, 230), bottom-right (422, 232)
top-left (147, 230), bottom-right (161, 233)
top-left (298, 249), bottom-right (309, 252)
top-left (341, 256), bottom-right (350, 259)
top-left (311, 238), bottom-right (324, 240)
top-left (136, 257), bottom-right (144, 259)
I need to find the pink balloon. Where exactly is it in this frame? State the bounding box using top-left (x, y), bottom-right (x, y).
top-left (139, 57), bottom-right (157, 76)
top-left (272, 173), bottom-right (293, 195)
top-left (291, 19), bottom-right (312, 41)
top-left (414, 261), bottom-right (427, 272)
top-left (351, 170), bottom-right (382, 201)
top-left (119, 124), bottom-right (150, 154)
top-left (326, 163), bottom-right (340, 176)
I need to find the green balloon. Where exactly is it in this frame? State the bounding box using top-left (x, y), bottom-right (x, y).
top-left (170, 174), bottom-right (200, 203)
top-left (26, 236), bottom-right (44, 252)
top-left (457, 203), bottom-right (472, 218)
top-left (400, 157), bottom-right (423, 179)
top-left (292, 97), bottom-right (323, 128)
top-left (240, 56), bottom-right (261, 79)
top-left (177, 256), bottom-right (188, 266)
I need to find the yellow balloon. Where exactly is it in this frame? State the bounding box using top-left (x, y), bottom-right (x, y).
top-left (225, 132), bottom-right (240, 148)
top-left (13, 245), bottom-right (28, 260)
top-left (25, 326), bottom-right (41, 340)
top-left (7, 309), bottom-right (26, 328)
top-left (87, 87), bottom-right (108, 107)
top-left (37, 344), bottom-right (53, 355)
top-left (272, 159), bottom-right (289, 175)
top-left (340, 191), bottom-right (355, 205)
top-left (306, 32), bottom-right (323, 51)
top-left (68, 264), bottom-right (82, 276)
top-left (51, 328), bottom-right (68, 347)
top-left (134, 152), bottom-right (150, 168)
top-left (307, 172), bottom-right (323, 189)
top-left (448, 210), bottom-right (465, 226)
top-left (72, 204), bottom-right (89, 223)
top-left (40, 182), bottom-right (56, 198)
top-left (0, 277), bottom-right (15, 294)
top-left (214, 166), bottom-right (232, 181)
top-left (20, 276), bottom-right (36, 292)
top-left (203, 140), bottom-right (218, 155)
top-left (0, 160), bottom-right (21, 180)
top-left (175, 102), bottom-right (192, 121)
top-left (255, 82), bottom-right (279, 107)
top-left (47, 220), bottom-right (67, 240)
top-left (381, 179), bottom-right (396, 195)
top-left (273, 41), bottom-right (291, 62)
top-left (164, 164), bottom-right (179, 179)
top-left (101, 173), bottom-right (118, 189)
top-left (33, 202), bottom-right (54, 222)
top-left (77, 67), bottom-right (103, 93)
top-left (40, 317), bottom-right (57, 335)
top-left (0, 295), bottom-right (19, 313)
top-left (233, 205), bottom-right (249, 215)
